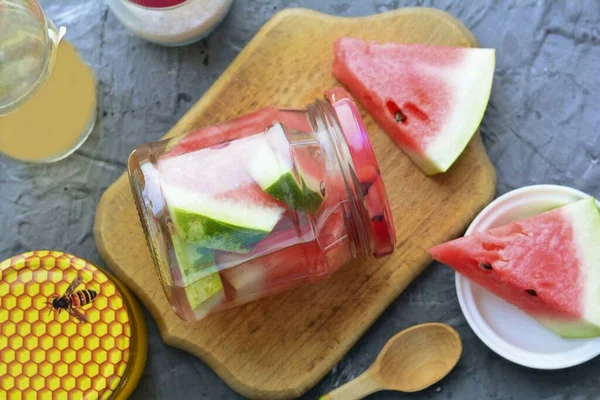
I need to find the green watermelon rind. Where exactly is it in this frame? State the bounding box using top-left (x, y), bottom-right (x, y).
top-left (547, 197), bottom-right (600, 337)
top-left (162, 183), bottom-right (284, 254)
top-left (172, 207), bottom-right (272, 254)
top-left (262, 171), bottom-right (305, 209)
top-left (263, 172), bottom-right (322, 212)
top-left (300, 177), bottom-right (324, 213)
top-left (266, 177), bottom-right (324, 214)
top-left (297, 160), bottom-right (324, 213)
top-left (171, 234), bottom-right (218, 286)
top-left (536, 317), bottom-right (600, 339)
top-left (182, 267), bottom-right (225, 315)
top-left (247, 126), bottom-right (323, 212)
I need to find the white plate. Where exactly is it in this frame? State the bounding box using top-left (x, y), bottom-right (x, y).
top-left (455, 184), bottom-right (600, 369)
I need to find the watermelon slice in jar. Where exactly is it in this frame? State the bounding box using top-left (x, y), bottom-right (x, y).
top-left (216, 224), bottom-right (322, 303)
top-left (169, 234), bottom-right (225, 320)
top-left (333, 37), bottom-right (495, 175)
top-left (158, 132), bottom-right (286, 254)
top-left (216, 203), bottom-right (353, 305)
top-left (169, 270), bottom-right (226, 321)
top-left (164, 107), bottom-right (281, 157)
top-left (170, 235), bottom-right (216, 285)
top-left (246, 124), bottom-right (325, 213)
top-left (429, 197), bottom-right (600, 338)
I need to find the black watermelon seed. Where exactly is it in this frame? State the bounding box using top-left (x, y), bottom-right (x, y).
top-left (480, 262), bottom-right (493, 271)
top-left (395, 110), bottom-right (406, 123)
top-left (371, 214), bottom-right (384, 222)
top-left (525, 289), bottom-right (537, 296)
top-left (320, 182), bottom-right (326, 196)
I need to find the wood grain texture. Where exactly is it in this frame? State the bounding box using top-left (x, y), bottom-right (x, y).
top-left (94, 7), bottom-right (495, 399)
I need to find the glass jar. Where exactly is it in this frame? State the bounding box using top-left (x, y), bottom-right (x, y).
top-left (108, 0), bottom-right (233, 46)
top-left (128, 88), bottom-right (396, 321)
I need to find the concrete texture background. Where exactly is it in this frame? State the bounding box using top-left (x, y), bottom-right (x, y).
top-left (2, 0), bottom-right (600, 398)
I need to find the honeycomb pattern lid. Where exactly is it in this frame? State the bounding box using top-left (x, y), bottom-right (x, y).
top-left (0, 251), bottom-right (147, 400)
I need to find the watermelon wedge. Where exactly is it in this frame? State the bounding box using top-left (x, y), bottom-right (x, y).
top-left (158, 134), bottom-right (286, 253)
top-left (170, 235), bottom-right (216, 286)
top-left (169, 271), bottom-right (226, 321)
top-left (429, 198), bottom-right (600, 338)
top-left (247, 124), bottom-right (324, 212)
top-left (164, 107), bottom-right (281, 157)
top-left (216, 205), bottom-right (350, 301)
top-left (163, 182), bottom-right (285, 253)
top-left (216, 226), bottom-right (320, 300)
top-left (333, 37), bottom-right (495, 175)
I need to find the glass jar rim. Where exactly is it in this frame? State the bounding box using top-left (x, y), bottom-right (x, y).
top-left (325, 88), bottom-right (396, 257)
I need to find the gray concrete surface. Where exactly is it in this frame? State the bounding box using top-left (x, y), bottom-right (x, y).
top-left (2, 0), bottom-right (600, 398)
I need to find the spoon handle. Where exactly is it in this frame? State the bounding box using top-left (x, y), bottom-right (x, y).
top-left (319, 370), bottom-right (382, 400)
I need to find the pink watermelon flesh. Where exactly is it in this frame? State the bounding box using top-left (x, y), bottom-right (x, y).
top-left (166, 106), bottom-right (316, 159)
top-left (429, 197), bottom-right (600, 338)
top-left (158, 133), bottom-right (287, 253)
top-left (158, 130), bottom-right (288, 215)
top-left (164, 107), bottom-right (281, 157)
top-left (217, 204), bottom-right (350, 301)
top-left (332, 37), bottom-right (495, 175)
top-left (217, 230), bottom-right (322, 300)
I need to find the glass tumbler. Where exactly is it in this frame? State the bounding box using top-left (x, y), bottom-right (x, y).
top-left (0, 0), bottom-right (62, 114)
top-left (0, 0), bottom-right (97, 163)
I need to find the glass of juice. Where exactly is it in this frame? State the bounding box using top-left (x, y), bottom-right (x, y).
top-left (128, 88), bottom-right (396, 321)
top-left (0, 0), bottom-right (97, 163)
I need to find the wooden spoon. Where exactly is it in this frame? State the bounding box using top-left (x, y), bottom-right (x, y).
top-left (320, 323), bottom-right (462, 400)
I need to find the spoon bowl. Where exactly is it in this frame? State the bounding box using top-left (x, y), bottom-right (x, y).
top-left (321, 323), bottom-right (462, 400)
top-left (377, 323), bottom-right (462, 392)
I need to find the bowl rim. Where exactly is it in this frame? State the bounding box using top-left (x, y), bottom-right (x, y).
top-left (455, 184), bottom-right (600, 369)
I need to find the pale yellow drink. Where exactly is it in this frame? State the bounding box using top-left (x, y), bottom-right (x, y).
top-left (0, 41), bottom-right (96, 162)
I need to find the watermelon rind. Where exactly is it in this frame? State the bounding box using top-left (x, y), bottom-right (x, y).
top-left (164, 184), bottom-right (284, 254)
top-left (536, 317), bottom-right (600, 339)
top-left (247, 125), bottom-right (323, 212)
top-left (172, 207), bottom-right (276, 253)
top-left (246, 138), bottom-right (305, 210)
top-left (219, 258), bottom-right (266, 297)
top-left (301, 178), bottom-right (324, 213)
top-left (171, 234), bottom-right (217, 286)
top-left (264, 172), bottom-right (304, 207)
top-left (172, 236), bottom-right (224, 317)
top-left (422, 48), bottom-right (495, 174)
top-left (182, 268), bottom-right (225, 317)
top-left (297, 163), bottom-right (324, 213)
top-left (550, 197), bottom-right (600, 337)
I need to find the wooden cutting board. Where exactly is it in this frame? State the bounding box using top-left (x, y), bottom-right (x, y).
top-left (94, 7), bottom-right (496, 399)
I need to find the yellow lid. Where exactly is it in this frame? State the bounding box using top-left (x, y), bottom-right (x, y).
top-left (0, 251), bottom-right (147, 400)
